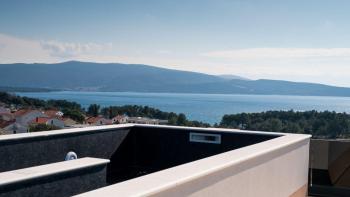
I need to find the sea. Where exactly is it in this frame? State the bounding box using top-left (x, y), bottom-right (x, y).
top-left (16, 91), bottom-right (350, 124)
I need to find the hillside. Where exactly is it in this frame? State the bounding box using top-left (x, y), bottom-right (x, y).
top-left (1, 61), bottom-right (350, 96)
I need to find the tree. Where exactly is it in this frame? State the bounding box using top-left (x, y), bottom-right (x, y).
top-left (47, 99), bottom-right (82, 110)
top-left (177, 113), bottom-right (187, 126)
top-left (29, 124), bottom-right (61, 132)
top-left (62, 108), bottom-right (85, 123)
top-left (218, 110), bottom-right (350, 139)
top-left (266, 118), bottom-right (283, 132)
top-left (87, 104), bottom-right (100, 117)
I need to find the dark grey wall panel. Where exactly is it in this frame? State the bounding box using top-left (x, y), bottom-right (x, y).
top-left (0, 128), bottom-right (131, 172)
top-left (132, 127), bottom-right (278, 170)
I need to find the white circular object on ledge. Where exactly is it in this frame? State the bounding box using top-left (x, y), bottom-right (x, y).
top-left (65, 151), bottom-right (78, 161)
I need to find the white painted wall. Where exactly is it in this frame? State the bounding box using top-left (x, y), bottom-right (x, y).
top-left (152, 142), bottom-right (309, 197)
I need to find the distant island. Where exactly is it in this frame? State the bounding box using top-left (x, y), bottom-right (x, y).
top-left (2, 61), bottom-right (350, 96)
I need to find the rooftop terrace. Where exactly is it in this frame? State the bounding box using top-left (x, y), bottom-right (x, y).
top-left (0, 124), bottom-right (310, 197)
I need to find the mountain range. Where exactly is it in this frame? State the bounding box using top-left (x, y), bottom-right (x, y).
top-left (1, 61), bottom-right (350, 97)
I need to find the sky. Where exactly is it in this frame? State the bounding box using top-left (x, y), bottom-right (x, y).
top-left (1, 0), bottom-right (350, 87)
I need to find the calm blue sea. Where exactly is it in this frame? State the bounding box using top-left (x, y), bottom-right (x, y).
top-left (16, 91), bottom-right (350, 124)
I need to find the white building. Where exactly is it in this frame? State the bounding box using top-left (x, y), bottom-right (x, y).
top-left (127, 117), bottom-right (168, 125)
top-left (86, 116), bottom-right (112, 126)
top-left (112, 115), bottom-right (128, 124)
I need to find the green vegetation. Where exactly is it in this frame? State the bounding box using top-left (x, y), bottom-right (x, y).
top-left (0, 92), bottom-right (47, 108)
top-left (61, 108), bottom-right (85, 123)
top-left (99, 105), bottom-right (211, 127)
top-left (219, 110), bottom-right (350, 139)
top-left (0, 92), bottom-right (210, 128)
top-left (47, 99), bottom-right (82, 111)
top-left (0, 92), bottom-right (84, 123)
top-left (4, 91), bottom-right (350, 137)
top-left (29, 124), bottom-right (61, 132)
top-left (0, 92), bottom-right (82, 110)
top-left (87, 104), bottom-right (101, 117)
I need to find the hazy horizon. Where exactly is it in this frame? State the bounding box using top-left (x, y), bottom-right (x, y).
top-left (1, 0), bottom-right (350, 86)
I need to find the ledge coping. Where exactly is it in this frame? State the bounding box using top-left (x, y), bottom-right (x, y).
top-left (0, 157), bottom-right (110, 187)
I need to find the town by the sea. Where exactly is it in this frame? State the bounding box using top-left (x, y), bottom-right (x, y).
top-left (16, 91), bottom-right (350, 124)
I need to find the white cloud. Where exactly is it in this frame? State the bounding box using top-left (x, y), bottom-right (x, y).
top-left (0, 33), bottom-right (113, 63)
top-left (40, 40), bottom-right (112, 58)
top-left (202, 48), bottom-right (350, 59)
top-left (0, 33), bottom-right (56, 63)
top-left (156, 50), bottom-right (172, 55)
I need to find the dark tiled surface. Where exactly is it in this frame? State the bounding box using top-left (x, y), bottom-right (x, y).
top-left (107, 126), bottom-right (279, 184)
top-left (0, 165), bottom-right (107, 197)
top-left (0, 129), bottom-right (130, 172)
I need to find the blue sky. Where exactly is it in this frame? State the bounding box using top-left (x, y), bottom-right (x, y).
top-left (1, 0), bottom-right (350, 86)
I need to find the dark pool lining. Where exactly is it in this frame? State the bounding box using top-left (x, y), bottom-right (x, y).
top-left (106, 126), bottom-right (280, 184)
